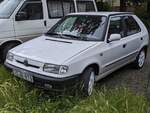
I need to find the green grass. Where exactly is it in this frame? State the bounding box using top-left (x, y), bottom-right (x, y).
top-left (0, 66), bottom-right (149, 113)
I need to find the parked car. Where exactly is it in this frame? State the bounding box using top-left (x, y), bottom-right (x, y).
top-left (0, 0), bottom-right (97, 62)
top-left (5, 12), bottom-right (149, 96)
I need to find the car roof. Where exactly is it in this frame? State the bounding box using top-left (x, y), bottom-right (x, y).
top-left (68, 12), bottom-right (133, 17)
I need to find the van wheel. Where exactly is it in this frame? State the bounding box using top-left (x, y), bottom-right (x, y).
top-left (1, 43), bottom-right (19, 62)
top-left (81, 67), bottom-right (95, 96)
top-left (133, 49), bottom-right (146, 69)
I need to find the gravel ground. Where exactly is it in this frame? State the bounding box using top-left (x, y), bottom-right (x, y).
top-left (96, 47), bottom-right (150, 95)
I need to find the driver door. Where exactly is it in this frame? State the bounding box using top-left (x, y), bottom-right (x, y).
top-left (101, 16), bottom-right (127, 74)
top-left (14, 0), bottom-right (47, 42)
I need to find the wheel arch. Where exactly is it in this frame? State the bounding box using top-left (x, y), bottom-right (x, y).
top-left (141, 45), bottom-right (148, 58)
top-left (0, 39), bottom-right (22, 49)
top-left (82, 63), bottom-right (100, 76)
top-left (0, 39), bottom-right (22, 60)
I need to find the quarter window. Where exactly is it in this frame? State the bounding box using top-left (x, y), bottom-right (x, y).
top-left (47, 0), bottom-right (75, 18)
top-left (124, 16), bottom-right (141, 36)
top-left (17, 0), bottom-right (43, 20)
top-left (108, 17), bottom-right (124, 38)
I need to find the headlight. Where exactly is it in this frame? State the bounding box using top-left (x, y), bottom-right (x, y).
top-left (6, 52), bottom-right (14, 61)
top-left (43, 64), bottom-right (68, 74)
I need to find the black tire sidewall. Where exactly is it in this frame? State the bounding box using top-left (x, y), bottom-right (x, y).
top-left (81, 67), bottom-right (95, 96)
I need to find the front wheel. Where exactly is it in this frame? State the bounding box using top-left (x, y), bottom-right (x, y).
top-left (133, 49), bottom-right (146, 69)
top-left (81, 67), bottom-right (95, 96)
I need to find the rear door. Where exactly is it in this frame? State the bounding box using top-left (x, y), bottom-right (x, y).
top-left (14, 0), bottom-right (46, 42)
top-left (45, 0), bottom-right (75, 31)
top-left (122, 16), bottom-right (142, 58)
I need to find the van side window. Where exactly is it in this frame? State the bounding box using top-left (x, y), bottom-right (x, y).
top-left (17, 1), bottom-right (43, 20)
top-left (108, 17), bottom-right (124, 38)
top-left (76, 0), bottom-right (95, 12)
top-left (124, 16), bottom-right (141, 36)
top-left (47, 0), bottom-right (75, 18)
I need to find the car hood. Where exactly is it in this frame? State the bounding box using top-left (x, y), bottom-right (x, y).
top-left (11, 35), bottom-right (98, 64)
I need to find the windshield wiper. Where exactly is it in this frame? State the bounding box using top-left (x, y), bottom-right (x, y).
top-left (62, 34), bottom-right (85, 40)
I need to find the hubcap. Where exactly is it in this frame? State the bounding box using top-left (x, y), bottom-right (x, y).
top-left (88, 72), bottom-right (95, 96)
top-left (138, 50), bottom-right (145, 67)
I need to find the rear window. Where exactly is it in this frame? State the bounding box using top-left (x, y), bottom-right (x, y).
top-left (76, 0), bottom-right (96, 12)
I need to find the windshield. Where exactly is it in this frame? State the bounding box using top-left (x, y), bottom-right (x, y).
top-left (0, 0), bottom-right (21, 18)
top-left (47, 15), bottom-right (107, 41)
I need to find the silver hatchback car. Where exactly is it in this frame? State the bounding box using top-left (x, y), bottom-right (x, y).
top-left (5, 12), bottom-right (149, 96)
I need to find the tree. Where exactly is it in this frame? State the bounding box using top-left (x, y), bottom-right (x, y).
top-left (120, 0), bottom-right (126, 11)
top-left (148, 0), bottom-right (150, 17)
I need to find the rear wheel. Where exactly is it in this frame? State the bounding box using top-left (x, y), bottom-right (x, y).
top-left (81, 67), bottom-right (95, 96)
top-left (133, 49), bottom-right (146, 69)
top-left (1, 43), bottom-right (19, 62)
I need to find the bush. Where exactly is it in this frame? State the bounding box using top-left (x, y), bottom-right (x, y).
top-left (96, 2), bottom-right (112, 11)
top-left (134, 4), bottom-right (150, 31)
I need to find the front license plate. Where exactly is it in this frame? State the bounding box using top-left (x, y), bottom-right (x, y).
top-left (13, 69), bottom-right (34, 83)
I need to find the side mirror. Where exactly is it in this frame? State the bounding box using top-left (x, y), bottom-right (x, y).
top-left (108, 34), bottom-right (121, 42)
top-left (15, 12), bottom-right (27, 21)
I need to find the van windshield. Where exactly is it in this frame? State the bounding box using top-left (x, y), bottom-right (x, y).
top-left (47, 15), bottom-right (107, 41)
top-left (0, 0), bottom-right (21, 18)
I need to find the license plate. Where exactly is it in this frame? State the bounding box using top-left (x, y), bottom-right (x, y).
top-left (13, 69), bottom-right (34, 83)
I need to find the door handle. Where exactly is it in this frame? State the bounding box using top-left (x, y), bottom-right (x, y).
top-left (44, 20), bottom-right (47, 26)
top-left (123, 44), bottom-right (127, 48)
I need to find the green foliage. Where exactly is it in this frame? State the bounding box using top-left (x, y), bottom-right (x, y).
top-left (134, 4), bottom-right (150, 31)
top-left (96, 2), bottom-right (112, 11)
top-left (0, 66), bottom-right (149, 113)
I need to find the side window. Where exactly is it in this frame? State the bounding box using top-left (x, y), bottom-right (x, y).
top-left (108, 16), bottom-right (124, 38)
top-left (17, 1), bottom-right (43, 20)
top-left (47, 0), bottom-right (63, 18)
top-left (47, 0), bottom-right (75, 18)
top-left (63, 0), bottom-right (75, 15)
top-left (124, 16), bottom-right (141, 36)
top-left (76, 1), bottom-right (95, 12)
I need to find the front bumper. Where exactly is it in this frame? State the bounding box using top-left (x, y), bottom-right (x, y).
top-left (5, 62), bottom-right (81, 91)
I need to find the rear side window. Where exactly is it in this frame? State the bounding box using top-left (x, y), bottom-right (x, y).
top-left (47, 0), bottom-right (75, 18)
top-left (76, 0), bottom-right (95, 12)
top-left (124, 16), bottom-right (141, 36)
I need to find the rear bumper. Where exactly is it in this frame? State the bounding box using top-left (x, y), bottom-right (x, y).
top-left (5, 62), bottom-right (81, 91)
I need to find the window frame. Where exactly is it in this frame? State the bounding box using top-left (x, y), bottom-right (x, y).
top-left (46, 0), bottom-right (75, 19)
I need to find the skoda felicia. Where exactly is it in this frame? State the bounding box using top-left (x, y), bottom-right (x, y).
top-left (5, 12), bottom-right (149, 96)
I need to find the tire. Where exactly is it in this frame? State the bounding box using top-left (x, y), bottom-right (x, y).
top-left (81, 67), bottom-right (95, 96)
top-left (1, 43), bottom-right (19, 62)
top-left (133, 49), bottom-right (146, 69)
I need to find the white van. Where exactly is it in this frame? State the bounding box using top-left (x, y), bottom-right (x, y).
top-left (0, 0), bottom-right (97, 61)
